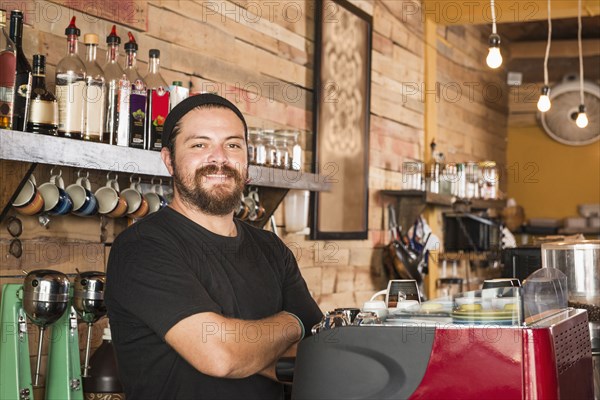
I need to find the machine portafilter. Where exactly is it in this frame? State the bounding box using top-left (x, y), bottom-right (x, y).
top-left (22, 269), bottom-right (70, 387)
top-left (73, 271), bottom-right (107, 378)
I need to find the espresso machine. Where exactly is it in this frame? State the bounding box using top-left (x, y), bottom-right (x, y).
top-left (0, 270), bottom-right (84, 400)
top-left (284, 269), bottom-right (594, 399)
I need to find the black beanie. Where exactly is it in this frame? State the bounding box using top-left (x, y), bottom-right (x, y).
top-left (162, 93), bottom-right (248, 148)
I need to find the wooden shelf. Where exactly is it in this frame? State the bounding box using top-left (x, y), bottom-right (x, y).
top-left (0, 129), bottom-right (330, 224)
top-left (0, 129), bottom-right (330, 191)
top-left (380, 190), bottom-right (505, 210)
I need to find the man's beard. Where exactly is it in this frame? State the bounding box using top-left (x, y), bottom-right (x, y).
top-left (173, 162), bottom-right (246, 216)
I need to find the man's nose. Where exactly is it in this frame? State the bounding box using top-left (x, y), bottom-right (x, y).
top-left (207, 145), bottom-right (227, 164)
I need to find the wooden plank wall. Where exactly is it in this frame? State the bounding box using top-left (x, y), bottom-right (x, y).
top-left (1, 0), bottom-right (509, 334)
top-left (434, 24), bottom-right (509, 179)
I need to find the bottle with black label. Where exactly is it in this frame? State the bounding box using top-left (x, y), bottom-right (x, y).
top-left (123, 32), bottom-right (146, 149)
top-left (0, 9), bottom-right (16, 130)
top-left (144, 49), bottom-right (169, 151)
top-left (27, 54), bottom-right (58, 135)
top-left (83, 33), bottom-right (106, 142)
top-left (56, 16), bottom-right (86, 139)
top-left (102, 25), bottom-right (125, 145)
top-left (9, 10), bottom-right (31, 131)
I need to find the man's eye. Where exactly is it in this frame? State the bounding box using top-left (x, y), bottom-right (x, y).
top-left (192, 143), bottom-right (206, 148)
top-left (227, 143), bottom-right (242, 149)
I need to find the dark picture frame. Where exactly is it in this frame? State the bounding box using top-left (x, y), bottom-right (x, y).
top-left (310, 0), bottom-right (372, 240)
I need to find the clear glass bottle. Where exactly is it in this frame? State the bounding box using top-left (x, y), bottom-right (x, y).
top-left (9, 10), bottom-right (31, 131)
top-left (27, 54), bottom-right (58, 136)
top-left (83, 33), bottom-right (106, 142)
top-left (0, 9), bottom-right (16, 130)
top-left (102, 25), bottom-right (125, 145)
top-left (56, 16), bottom-right (86, 139)
top-left (123, 32), bottom-right (146, 149)
top-left (144, 49), bottom-right (169, 151)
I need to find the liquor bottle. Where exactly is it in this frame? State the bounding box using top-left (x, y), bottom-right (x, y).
top-left (27, 54), bottom-right (58, 135)
top-left (9, 10), bottom-right (31, 131)
top-left (169, 80), bottom-right (189, 111)
top-left (82, 33), bottom-right (106, 142)
top-left (0, 9), bottom-right (16, 130)
top-left (102, 25), bottom-right (125, 145)
top-left (56, 16), bottom-right (86, 139)
top-left (123, 32), bottom-right (146, 149)
top-left (144, 49), bottom-right (169, 151)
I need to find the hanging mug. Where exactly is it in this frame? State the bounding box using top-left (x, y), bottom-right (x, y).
top-left (38, 169), bottom-right (73, 215)
top-left (66, 171), bottom-right (98, 217)
top-left (12, 175), bottom-right (45, 216)
top-left (95, 173), bottom-right (128, 218)
top-left (122, 176), bottom-right (149, 219)
top-left (144, 179), bottom-right (168, 214)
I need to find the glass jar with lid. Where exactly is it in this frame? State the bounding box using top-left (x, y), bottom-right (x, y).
top-left (480, 161), bottom-right (499, 199)
top-left (247, 127), bottom-right (261, 165)
top-left (290, 130), bottom-right (303, 171)
top-left (465, 162), bottom-right (480, 199)
top-left (262, 129), bottom-right (277, 167)
top-left (274, 130), bottom-right (291, 169)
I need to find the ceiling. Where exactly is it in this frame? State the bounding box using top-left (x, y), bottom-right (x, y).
top-left (497, 17), bottom-right (600, 43)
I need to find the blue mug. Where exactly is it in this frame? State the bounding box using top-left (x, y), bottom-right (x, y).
top-left (39, 172), bottom-right (73, 215)
top-left (66, 176), bottom-right (98, 217)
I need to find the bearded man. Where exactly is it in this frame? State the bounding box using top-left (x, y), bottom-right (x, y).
top-left (105, 93), bottom-right (323, 400)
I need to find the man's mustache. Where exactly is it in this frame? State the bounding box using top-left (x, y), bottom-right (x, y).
top-left (196, 164), bottom-right (244, 181)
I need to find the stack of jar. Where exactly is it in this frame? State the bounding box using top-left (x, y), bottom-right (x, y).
top-left (248, 128), bottom-right (303, 171)
top-left (435, 161), bottom-right (499, 200)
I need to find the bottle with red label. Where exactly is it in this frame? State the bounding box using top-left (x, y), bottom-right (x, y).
top-left (123, 32), bottom-right (146, 149)
top-left (0, 9), bottom-right (16, 129)
top-left (143, 49), bottom-right (169, 151)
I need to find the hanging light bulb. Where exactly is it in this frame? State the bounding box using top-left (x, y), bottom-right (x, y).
top-left (486, 33), bottom-right (503, 69)
top-left (538, 0), bottom-right (552, 112)
top-left (486, 0), bottom-right (502, 69)
top-left (576, 0), bottom-right (587, 129)
top-left (537, 86), bottom-right (552, 112)
top-left (576, 105), bottom-right (589, 128)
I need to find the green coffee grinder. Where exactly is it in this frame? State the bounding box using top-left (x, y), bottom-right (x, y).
top-left (0, 270), bottom-right (84, 400)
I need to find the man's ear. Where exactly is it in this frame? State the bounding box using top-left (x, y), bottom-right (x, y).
top-left (161, 147), bottom-right (174, 176)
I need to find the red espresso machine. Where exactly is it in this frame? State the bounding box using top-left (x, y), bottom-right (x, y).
top-left (288, 269), bottom-right (594, 399)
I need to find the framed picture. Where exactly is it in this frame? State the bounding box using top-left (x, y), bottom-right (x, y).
top-left (310, 0), bottom-right (372, 240)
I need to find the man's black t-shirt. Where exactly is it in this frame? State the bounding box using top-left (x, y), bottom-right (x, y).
top-left (105, 207), bottom-right (323, 400)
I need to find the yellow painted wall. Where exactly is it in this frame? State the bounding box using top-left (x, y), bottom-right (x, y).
top-left (507, 125), bottom-right (600, 220)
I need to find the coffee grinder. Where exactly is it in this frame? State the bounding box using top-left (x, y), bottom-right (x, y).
top-left (73, 271), bottom-right (107, 379)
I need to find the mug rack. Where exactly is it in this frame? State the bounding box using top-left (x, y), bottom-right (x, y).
top-left (0, 129), bottom-right (331, 228)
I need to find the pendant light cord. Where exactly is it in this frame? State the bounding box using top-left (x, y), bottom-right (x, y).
top-left (578, 0), bottom-right (585, 104)
top-left (543, 0), bottom-right (552, 86)
top-left (490, 0), bottom-right (497, 34)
